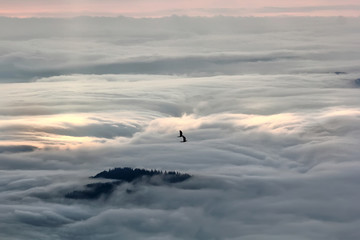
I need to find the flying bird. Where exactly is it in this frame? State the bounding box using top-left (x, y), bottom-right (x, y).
top-left (178, 130), bottom-right (187, 142)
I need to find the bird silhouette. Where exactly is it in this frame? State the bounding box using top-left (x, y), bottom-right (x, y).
top-left (178, 130), bottom-right (183, 137)
top-left (181, 135), bottom-right (187, 143)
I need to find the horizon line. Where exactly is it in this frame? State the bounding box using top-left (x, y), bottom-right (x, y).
top-left (0, 14), bottom-right (359, 20)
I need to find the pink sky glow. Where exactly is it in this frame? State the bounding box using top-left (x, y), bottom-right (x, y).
top-left (1, 0), bottom-right (360, 18)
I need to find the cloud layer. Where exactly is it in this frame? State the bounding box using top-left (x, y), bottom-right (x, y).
top-left (0, 17), bottom-right (360, 82)
top-left (1, 16), bottom-right (360, 239)
top-left (1, 0), bottom-right (360, 17)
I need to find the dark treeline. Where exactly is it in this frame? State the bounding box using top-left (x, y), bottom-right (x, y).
top-left (66, 167), bottom-right (191, 200)
top-left (92, 167), bottom-right (191, 183)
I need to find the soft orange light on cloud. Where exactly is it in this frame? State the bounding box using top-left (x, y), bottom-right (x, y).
top-left (1, 0), bottom-right (359, 17)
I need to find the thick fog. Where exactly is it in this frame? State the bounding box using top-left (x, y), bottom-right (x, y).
top-left (1, 16), bottom-right (360, 239)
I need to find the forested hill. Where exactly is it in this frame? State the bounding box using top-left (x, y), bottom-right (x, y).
top-left (92, 167), bottom-right (191, 183)
top-left (66, 167), bottom-right (191, 200)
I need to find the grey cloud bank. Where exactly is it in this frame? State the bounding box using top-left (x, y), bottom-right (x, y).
top-left (0, 17), bottom-right (360, 81)
top-left (0, 16), bottom-right (360, 239)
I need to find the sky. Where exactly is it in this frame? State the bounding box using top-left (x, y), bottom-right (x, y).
top-left (1, 2), bottom-right (360, 240)
top-left (1, 0), bottom-right (360, 17)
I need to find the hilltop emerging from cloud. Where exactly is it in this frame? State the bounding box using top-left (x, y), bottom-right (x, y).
top-left (66, 167), bottom-right (192, 200)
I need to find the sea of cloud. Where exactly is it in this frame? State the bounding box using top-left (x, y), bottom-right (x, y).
top-left (0, 16), bottom-right (360, 239)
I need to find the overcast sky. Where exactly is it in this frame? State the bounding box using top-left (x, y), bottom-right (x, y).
top-left (1, 13), bottom-right (360, 240)
top-left (1, 0), bottom-right (360, 17)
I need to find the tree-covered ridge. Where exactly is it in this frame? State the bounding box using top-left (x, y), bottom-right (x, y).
top-left (65, 167), bottom-right (192, 200)
top-left (92, 167), bottom-right (191, 183)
